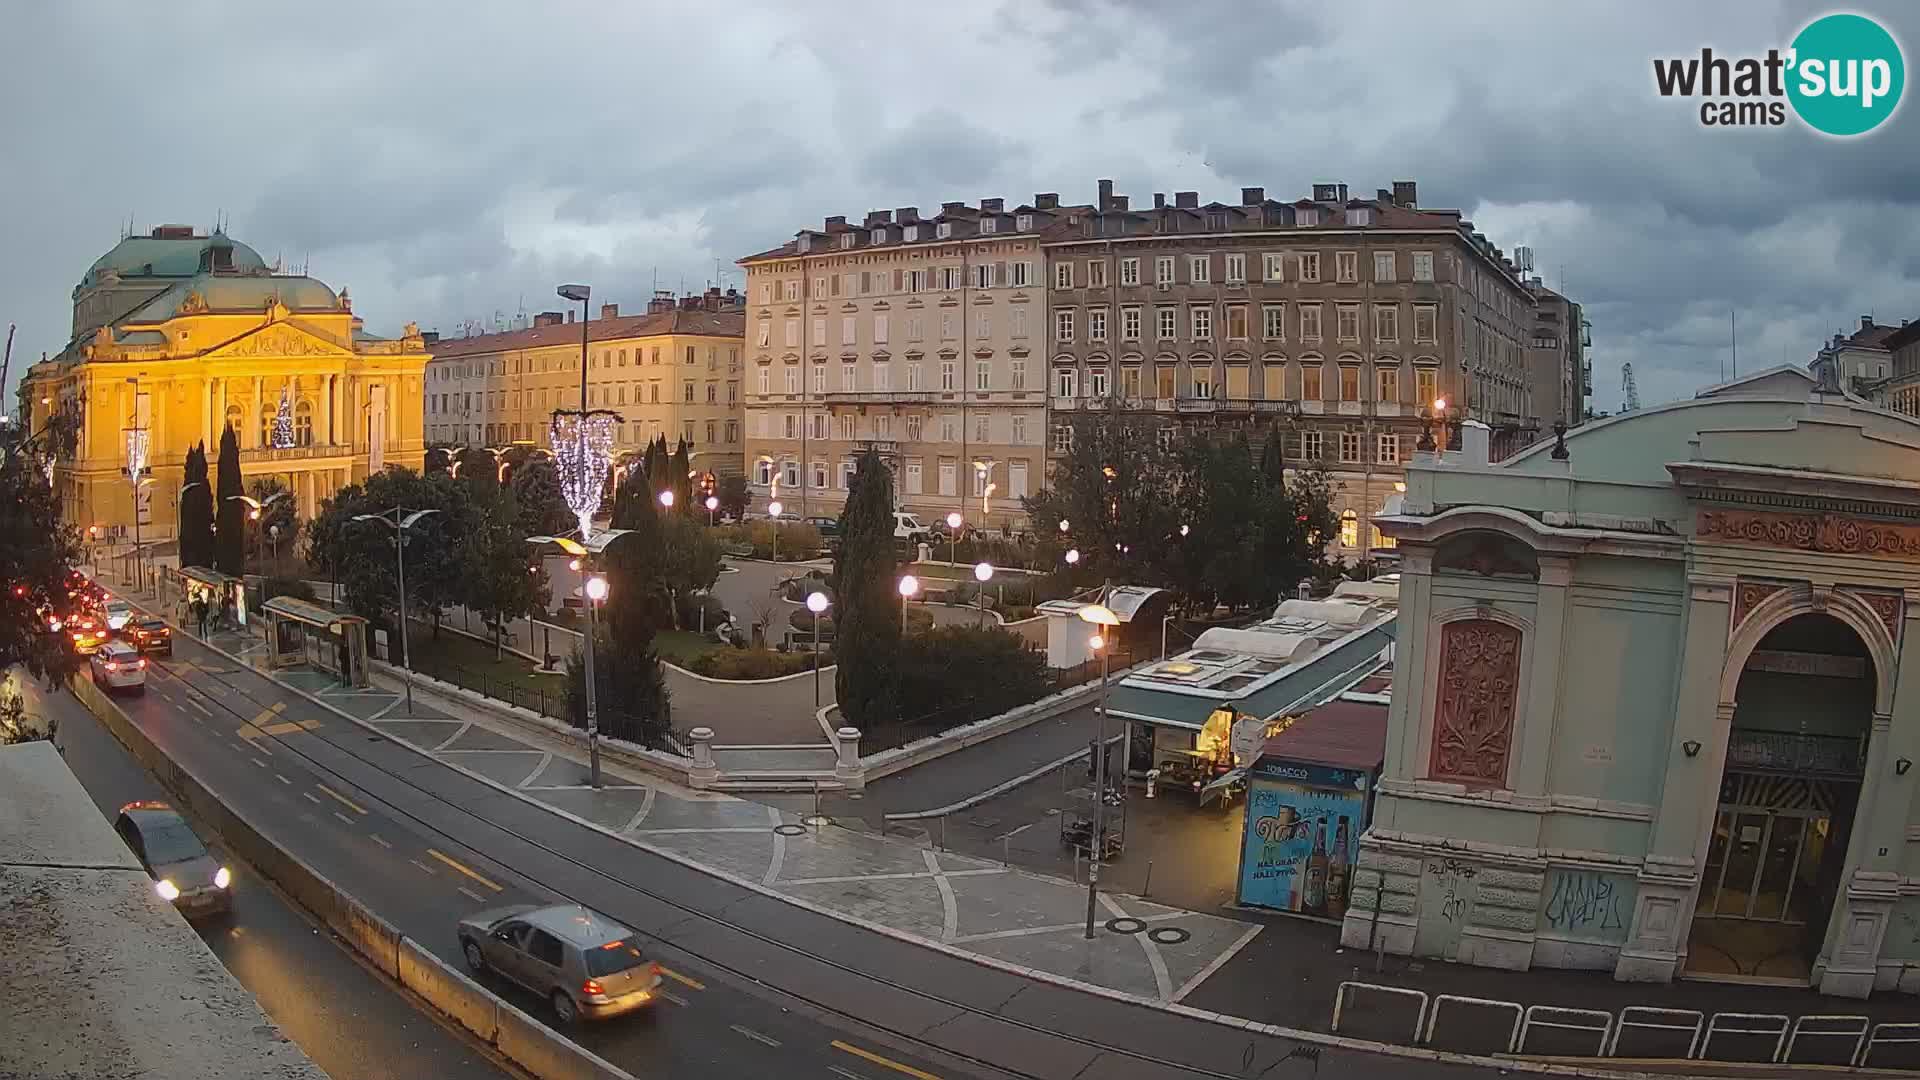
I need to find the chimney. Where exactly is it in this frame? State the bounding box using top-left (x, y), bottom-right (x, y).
top-left (600, 303), bottom-right (619, 320)
top-left (1174, 191), bottom-right (1199, 209)
top-left (1460, 420), bottom-right (1492, 466)
top-left (151, 224), bottom-right (195, 239)
top-left (1035, 193), bottom-right (1059, 210)
top-left (1377, 188), bottom-right (1393, 203)
top-left (981, 197), bottom-right (1004, 213)
top-left (566, 310), bottom-right (575, 324)
top-left (1153, 193), bottom-right (1166, 210)
top-left (825, 215), bottom-right (846, 229)
top-left (1111, 195), bottom-right (1129, 212)
top-left (1862, 314), bottom-right (1875, 331)
top-left (1392, 180), bottom-right (1418, 207)
top-left (649, 290), bottom-right (675, 314)
top-left (1241, 187), bottom-right (1265, 205)
top-left (1312, 183), bottom-right (1339, 202)
top-left (533, 311), bottom-right (564, 327)
top-left (866, 209), bottom-right (893, 226)
top-left (1097, 179), bottom-right (1114, 211)
top-left (896, 206), bottom-right (919, 224)
top-left (420, 331), bottom-right (440, 345)
top-left (941, 201), bottom-right (965, 214)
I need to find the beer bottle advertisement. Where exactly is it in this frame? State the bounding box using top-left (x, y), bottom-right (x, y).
top-left (1240, 775), bottom-right (1367, 915)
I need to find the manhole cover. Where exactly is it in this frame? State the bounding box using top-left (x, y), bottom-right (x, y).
top-left (772, 823), bottom-right (807, 836)
top-left (1148, 926), bottom-right (1191, 945)
top-left (1105, 917), bottom-right (1147, 934)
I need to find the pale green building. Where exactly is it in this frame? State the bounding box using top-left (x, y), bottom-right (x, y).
top-left (1345, 366), bottom-right (1920, 998)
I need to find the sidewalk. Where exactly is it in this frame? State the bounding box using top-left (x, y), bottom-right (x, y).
top-left (861, 700), bottom-right (1109, 817)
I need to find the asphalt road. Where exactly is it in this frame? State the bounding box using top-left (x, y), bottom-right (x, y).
top-left (8, 669), bottom-right (516, 1080)
top-left (97, 619), bottom-right (1504, 1080)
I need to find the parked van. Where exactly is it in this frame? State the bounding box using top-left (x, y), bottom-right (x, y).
top-left (893, 512), bottom-right (931, 545)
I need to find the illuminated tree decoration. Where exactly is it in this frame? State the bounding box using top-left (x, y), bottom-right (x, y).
top-left (548, 409), bottom-right (619, 539)
top-left (270, 384), bottom-right (295, 449)
top-left (124, 427), bottom-right (149, 479)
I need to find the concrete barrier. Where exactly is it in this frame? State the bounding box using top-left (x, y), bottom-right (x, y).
top-left (495, 1000), bottom-right (631, 1080)
top-left (339, 896), bottom-right (402, 979)
top-left (399, 939), bottom-right (498, 1043)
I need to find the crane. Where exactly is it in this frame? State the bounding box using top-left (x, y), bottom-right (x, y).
top-left (1621, 362), bottom-right (1641, 412)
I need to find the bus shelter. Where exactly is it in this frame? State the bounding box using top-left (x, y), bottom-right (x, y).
top-left (178, 566), bottom-right (247, 629)
top-left (261, 595), bottom-right (370, 688)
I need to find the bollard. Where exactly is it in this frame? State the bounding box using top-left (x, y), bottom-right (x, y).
top-left (1142, 860), bottom-right (1153, 899)
top-left (688, 726), bottom-right (718, 788)
top-left (1146, 768), bottom-right (1159, 799)
top-left (834, 726), bottom-right (864, 790)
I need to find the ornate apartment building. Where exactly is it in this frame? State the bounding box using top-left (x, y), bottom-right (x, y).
top-left (1044, 180), bottom-right (1540, 560)
top-left (738, 197), bottom-right (1076, 527)
top-left (425, 289), bottom-right (745, 474)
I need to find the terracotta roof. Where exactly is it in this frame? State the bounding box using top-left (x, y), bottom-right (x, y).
top-left (1257, 699), bottom-right (1387, 772)
top-left (1882, 321), bottom-right (1920, 353)
top-left (426, 309), bottom-right (742, 360)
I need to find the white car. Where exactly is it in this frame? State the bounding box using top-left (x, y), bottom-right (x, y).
top-left (102, 598), bottom-right (134, 631)
top-left (893, 512), bottom-right (931, 544)
top-left (90, 640), bottom-right (148, 693)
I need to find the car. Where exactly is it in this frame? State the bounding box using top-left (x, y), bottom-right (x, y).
top-left (113, 802), bottom-right (232, 919)
top-left (803, 515), bottom-right (840, 536)
top-left (128, 617), bottom-right (173, 656)
top-left (893, 512), bottom-right (931, 545)
top-left (102, 598), bottom-right (134, 632)
top-left (90, 640), bottom-right (148, 693)
top-left (458, 903), bottom-right (662, 1024)
top-left (68, 616), bottom-right (107, 655)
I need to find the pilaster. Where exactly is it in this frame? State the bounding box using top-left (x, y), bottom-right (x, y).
top-left (1515, 555), bottom-right (1571, 797)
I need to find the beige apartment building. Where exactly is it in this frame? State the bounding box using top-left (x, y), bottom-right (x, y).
top-left (738, 197), bottom-right (1075, 528)
top-left (425, 289), bottom-right (745, 475)
top-left (1043, 179), bottom-right (1542, 560)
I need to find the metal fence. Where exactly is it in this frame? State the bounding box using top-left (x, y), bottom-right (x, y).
top-left (407, 652), bottom-right (682, 754)
top-left (858, 648), bottom-right (1132, 757)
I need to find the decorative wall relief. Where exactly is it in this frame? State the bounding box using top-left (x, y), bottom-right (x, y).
top-left (1733, 579), bottom-right (1790, 631)
top-left (1540, 868), bottom-right (1635, 943)
top-left (1700, 509), bottom-right (1920, 562)
top-left (1429, 619), bottom-right (1522, 786)
top-left (1843, 587), bottom-right (1903, 646)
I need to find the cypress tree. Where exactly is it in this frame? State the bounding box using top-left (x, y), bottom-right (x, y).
top-left (669, 438), bottom-right (692, 514)
top-left (214, 424), bottom-right (245, 576)
top-left (178, 443), bottom-right (214, 569)
top-left (831, 448), bottom-right (900, 728)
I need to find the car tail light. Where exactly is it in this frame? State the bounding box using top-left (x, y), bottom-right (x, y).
top-left (582, 978), bottom-right (605, 997)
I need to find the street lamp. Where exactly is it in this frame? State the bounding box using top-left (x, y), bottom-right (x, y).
top-left (528, 529), bottom-right (630, 788)
top-left (806, 591), bottom-right (829, 709)
top-left (1065, 548), bottom-right (1080, 566)
top-left (974, 562), bottom-right (994, 625)
top-left (228, 492), bottom-right (289, 575)
top-left (897, 574), bottom-right (918, 634)
top-left (659, 490), bottom-right (675, 510)
top-left (352, 508), bottom-right (441, 716)
top-left (768, 500), bottom-right (784, 562)
top-left (946, 511), bottom-right (963, 565)
top-left (705, 494), bottom-right (719, 526)
top-left (1077, 596), bottom-right (1122, 939)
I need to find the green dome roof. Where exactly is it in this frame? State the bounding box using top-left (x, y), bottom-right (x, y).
top-left (81, 230), bottom-right (268, 288)
top-left (123, 273), bottom-right (338, 323)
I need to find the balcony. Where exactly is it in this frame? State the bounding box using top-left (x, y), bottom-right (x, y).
top-left (238, 443), bottom-right (352, 466)
top-left (1726, 730), bottom-right (1865, 778)
top-left (818, 391), bottom-right (934, 406)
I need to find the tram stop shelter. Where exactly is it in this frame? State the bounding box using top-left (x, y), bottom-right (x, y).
top-left (175, 566), bottom-right (247, 627)
top-left (261, 595), bottom-right (370, 688)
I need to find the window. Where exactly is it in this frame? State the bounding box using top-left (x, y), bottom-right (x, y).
top-left (1016, 213), bottom-right (1033, 231)
top-left (975, 360), bottom-right (991, 390)
top-left (1088, 260), bottom-right (1107, 288)
top-left (1336, 305), bottom-right (1360, 343)
top-left (1010, 308), bottom-right (1028, 339)
top-left (725, 420), bottom-right (738, 443)
top-left (758, 367), bottom-right (771, 395)
top-left (980, 217), bottom-right (998, 235)
top-left (1299, 252), bottom-right (1321, 283)
top-left (685, 381), bottom-right (696, 402)
top-left (907, 362), bottom-right (923, 391)
top-left (1090, 366), bottom-right (1109, 397)
top-left (1374, 305), bottom-right (1399, 343)
top-left (904, 224), bottom-right (919, 242)
top-left (1413, 305), bottom-right (1438, 344)
top-left (1190, 306), bottom-right (1212, 340)
top-left (1339, 509), bottom-right (1359, 546)
top-left (941, 361), bottom-right (956, 391)
top-left (728, 381), bottom-right (738, 403)
top-left (1225, 253), bottom-right (1246, 284)
top-left (1263, 252), bottom-right (1285, 281)
top-left (1263, 304), bottom-right (1286, 341)
top-left (294, 401), bottom-right (313, 446)
top-left (1191, 365), bottom-right (1213, 399)
top-left (1349, 207), bottom-right (1373, 227)
top-left (784, 460), bottom-right (802, 488)
top-left (814, 276), bottom-right (829, 297)
top-left (1119, 258), bottom-right (1139, 286)
top-left (939, 458), bottom-right (957, 496)
top-left (808, 365), bottom-right (824, 394)
top-left (1122, 366), bottom-right (1142, 398)
top-left (756, 458), bottom-right (773, 485)
top-left (1416, 367), bottom-right (1438, 406)
top-left (1055, 310), bottom-right (1075, 343)
top-left (811, 413), bottom-right (827, 439)
top-left (1339, 366), bottom-right (1360, 401)
top-left (1376, 432), bottom-right (1400, 464)
top-left (784, 319), bottom-right (799, 347)
top-left (841, 316), bottom-right (855, 345)
top-left (1373, 251), bottom-right (1396, 283)
top-left (1298, 208), bottom-right (1320, 227)
top-left (873, 362), bottom-right (890, 391)
top-left (1010, 261), bottom-right (1030, 287)
top-left (940, 414), bottom-right (957, 442)
top-left (842, 363), bottom-right (856, 390)
top-left (652, 381), bottom-right (665, 403)
top-left (812, 461), bottom-right (828, 489)
top-left (784, 413), bottom-right (797, 438)
top-left (1055, 368), bottom-right (1077, 397)
top-left (905, 459), bottom-right (923, 493)
top-left (1155, 256), bottom-right (1175, 285)
top-left (1156, 364), bottom-right (1176, 399)
top-left (874, 315), bottom-right (889, 343)
top-left (1339, 431), bottom-right (1362, 464)
top-left (1226, 305), bottom-right (1249, 340)
top-left (1122, 306), bottom-right (1142, 341)
top-left (1412, 252), bottom-right (1435, 282)
top-left (757, 283), bottom-right (773, 305)
top-left (1010, 359), bottom-right (1026, 389)
top-left (1301, 429), bottom-right (1323, 459)
top-left (843, 273), bottom-right (858, 296)
top-left (837, 414), bottom-right (855, 441)
top-left (784, 280), bottom-right (800, 301)
top-left (1157, 306), bottom-right (1177, 340)
top-left (907, 269), bottom-right (928, 293)
top-left (812, 318), bottom-right (826, 344)
top-left (1377, 366), bottom-right (1399, 403)
top-left (1009, 460), bottom-right (1029, 497)
top-left (650, 347), bottom-right (662, 365)
top-left (1302, 363), bottom-right (1324, 401)
top-left (1052, 423), bottom-right (1073, 452)
top-left (937, 222), bottom-right (952, 239)
top-left (1089, 309), bottom-right (1108, 341)
top-left (1011, 414), bottom-right (1027, 444)
top-left (1188, 255), bottom-right (1210, 284)
top-left (1055, 261), bottom-right (1073, 289)
top-left (974, 413), bottom-right (990, 443)
top-left (905, 415), bottom-right (923, 441)
top-left (1335, 251), bottom-right (1358, 283)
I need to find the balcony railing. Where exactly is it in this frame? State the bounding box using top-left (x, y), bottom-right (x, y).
top-left (238, 443), bottom-right (350, 464)
top-left (1726, 730), bottom-right (1866, 778)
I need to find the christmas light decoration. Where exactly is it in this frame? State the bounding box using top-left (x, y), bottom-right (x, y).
top-left (270, 384), bottom-right (294, 449)
top-left (549, 410), bottom-right (618, 539)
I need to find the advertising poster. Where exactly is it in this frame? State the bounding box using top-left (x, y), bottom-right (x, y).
top-left (1240, 763), bottom-right (1368, 919)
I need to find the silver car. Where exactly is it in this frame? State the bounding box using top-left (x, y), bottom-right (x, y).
top-left (457, 903), bottom-right (661, 1024)
top-left (114, 802), bottom-right (232, 918)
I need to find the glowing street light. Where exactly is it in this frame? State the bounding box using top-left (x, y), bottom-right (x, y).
top-left (897, 574), bottom-right (919, 634)
top-left (585, 574), bottom-right (609, 603)
top-left (1065, 548), bottom-right (1080, 565)
top-left (1078, 594), bottom-right (1122, 938)
top-left (806, 591), bottom-right (830, 708)
top-left (659, 489), bottom-right (675, 509)
top-left (945, 511), bottom-right (963, 564)
top-left (1058, 519), bottom-right (1070, 533)
top-left (705, 494), bottom-right (719, 525)
top-left (973, 562), bottom-right (994, 625)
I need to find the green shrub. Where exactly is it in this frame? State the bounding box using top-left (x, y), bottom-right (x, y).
top-left (686, 648), bottom-right (826, 680)
top-left (894, 625), bottom-right (1049, 727)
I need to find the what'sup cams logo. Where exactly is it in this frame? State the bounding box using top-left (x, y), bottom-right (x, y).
top-left (1654, 12), bottom-right (1904, 136)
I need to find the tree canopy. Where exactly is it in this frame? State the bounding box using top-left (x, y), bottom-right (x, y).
top-left (0, 415), bottom-right (83, 681)
top-left (214, 424), bottom-right (244, 576)
top-left (177, 442), bottom-right (213, 570)
top-left (831, 448), bottom-right (901, 727)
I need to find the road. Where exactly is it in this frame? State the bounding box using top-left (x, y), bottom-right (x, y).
top-left (6, 668), bottom-right (517, 1080)
top-left (91, 612), bottom-right (1503, 1079)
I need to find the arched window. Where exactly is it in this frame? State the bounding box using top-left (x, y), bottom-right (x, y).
top-left (260, 407), bottom-right (275, 447)
top-left (294, 401), bottom-right (314, 447)
top-left (1339, 509), bottom-right (1359, 548)
top-left (224, 404), bottom-right (242, 436)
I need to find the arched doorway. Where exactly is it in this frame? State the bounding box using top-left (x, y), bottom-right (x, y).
top-left (1686, 613), bottom-right (1873, 983)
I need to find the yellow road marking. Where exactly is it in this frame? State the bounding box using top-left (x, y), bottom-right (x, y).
top-left (426, 848), bottom-right (502, 892)
top-left (831, 1041), bottom-right (943, 1080)
top-left (315, 784), bottom-right (367, 815)
top-left (658, 966), bottom-right (705, 991)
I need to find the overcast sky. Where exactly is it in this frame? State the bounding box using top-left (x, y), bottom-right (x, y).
top-left (4, 0), bottom-right (1916, 413)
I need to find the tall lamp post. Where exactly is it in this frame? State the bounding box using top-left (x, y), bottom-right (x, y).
top-left (897, 574), bottom-right (918, 634)
top-left (768, 499), bottom-right (784, 562)
top-left (352, 507), bottom-right (440, 716)
top-left (228, 492), bottom-right (289, 576)
top-left (527, 531), bottom-right (630, 789)
top-left (1078, 597), bottom-right (1121, 939)
top-left (946, 511), bottom-right (962, 565)
top-left (806, 590), bottom-right (830, 709)
top-left (705, 495), bottom-right (719, 526)
top-left (973, 561), bottom-right (994, 625)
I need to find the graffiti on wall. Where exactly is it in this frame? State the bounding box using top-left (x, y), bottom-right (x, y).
top-left (1541, 868), bottom-right (1635, 942)
top-left (1412, 857), bottom-right (1480, 959)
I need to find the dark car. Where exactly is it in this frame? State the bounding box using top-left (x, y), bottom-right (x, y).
top-left (128, 617), bottom-right (173, 656)
top-left (803, 515), bottom-right (840, 537)
top-left (113, 802), bottom-right (231, 918)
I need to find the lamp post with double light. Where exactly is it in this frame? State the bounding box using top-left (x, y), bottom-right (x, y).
top-left (526, 530), bottom-right (630, 789)
top-left (1078, 596), bottom-right (1121, 938)
top-left (228, 492), bottom-right (288, 577)
top-left (807, 590), bottom-right (829, 708)
top-left (352, 508), bottom-right (440, 716)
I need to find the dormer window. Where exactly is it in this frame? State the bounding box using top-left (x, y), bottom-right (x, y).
top-left (1349, 207), bottom-right (1373, 226)
top-left (840, 233), bottom-right (855, 249)
top-left (904, 224), bottom-right (920, 242)
top-left (1206, 212), bottom-right (1227, 230)
top-left (797, 235), bottom-right (812, 252)
top-left (936, 222), bottom-right (952, 239)
top-left (1016, 213), bottom-right (1033, 231)
top-left (980, 217), bottom-right (997, 234)
top-left (1297, 208), bottom-right (1320, 227)
top-left (872, 227), bottom-right (888, 245)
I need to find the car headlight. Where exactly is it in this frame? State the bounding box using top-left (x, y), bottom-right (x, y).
top-left (155, 879), bottom-right (181, 901)
top-left (214, 866), bottom-right (231, 889)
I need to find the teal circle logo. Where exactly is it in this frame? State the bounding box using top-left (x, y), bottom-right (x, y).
top-left (1787, 13), bottom-right (1904, 136)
